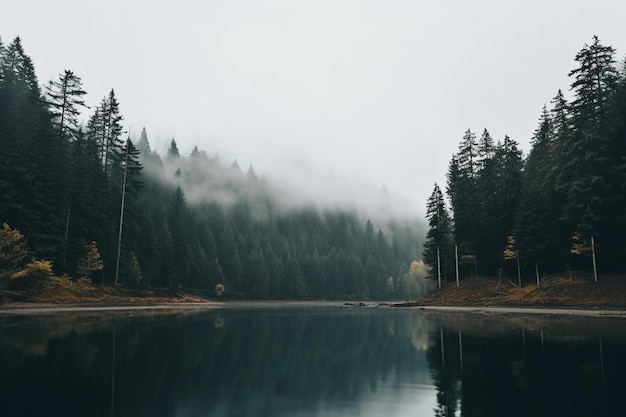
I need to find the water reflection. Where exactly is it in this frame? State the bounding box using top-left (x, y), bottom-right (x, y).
top-left (1, 309), bottom-right (626, 416)
top-left (425, 313), bottom-right (626, 416)
top-left (0, 309), bottom-right (436, 417)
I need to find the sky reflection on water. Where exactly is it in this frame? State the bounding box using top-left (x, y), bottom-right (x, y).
top-left (2, 308), bottom-right (626, 416)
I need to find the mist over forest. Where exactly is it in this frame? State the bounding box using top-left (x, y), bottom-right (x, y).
top-left (146, 130), bottom-right (421, 225)
top-left (0, 35), bottom-right (427, 300)
top-left (5, 31), bottom-right (625, 302)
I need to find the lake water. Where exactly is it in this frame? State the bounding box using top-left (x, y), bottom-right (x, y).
top-left (1, 307), bottom-right (625, 416)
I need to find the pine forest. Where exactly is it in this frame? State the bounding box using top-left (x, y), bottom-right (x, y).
top-left (423, 36), bottom-right (626, 286)
top-left (0, 35), bottom-right (423, 300)
top-left (3, 34), bottom-right (626, 302)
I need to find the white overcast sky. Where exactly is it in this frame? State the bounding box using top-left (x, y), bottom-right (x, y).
top-left (3, 0), bottom-right (626, 216)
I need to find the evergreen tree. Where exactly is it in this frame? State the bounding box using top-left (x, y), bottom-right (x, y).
top-left (304, 249), bottom-right (326, 298)
top-left (476, 128), bottom-right (495, 169)
top-left (64, 128), bottom-right (108, 273)
top-left (89, 89), bottom-right (124, 175)
top-left (111, 138), bottom-right (144, 281)
top-left (457, 129), bottom-right (478, 179)
top-left (490, 136), bottom-right (523, 267)
top-left (157, 220), bottom-right (175, 288)
top-left (569, 36), bottom-right (618, 128)
top-left (445, 129), bottom-right (524, 275)
top-left (0, 37), bottom-right (63, 260)
top-left (43, 70), bottom-right (89, 267)
top-left (282, 256), bottom-right (306, 299)
top-left (515, 181), bottom-right (559, 281)
top-left (558, 36), bottom-right (618, 252)
top-left (136, 127), bottom-right (163, 172)
top-left (514, 107), bottom-right (565, 271)
top-left (423, 184), bottom-right (452, 283)
top-left (167, 138), bottom-right (180, 160)
top-left (112, 138), bottom-right (143, 195)
top-left (474, 130), bottom-right (499, 270)
top-left (137, 127), bottom-right (151, 155)
top-left (603, 58), bottom-right (626, 265)
top-left (447, 130), bottom-right (479, 261)
top-left (45, 70), bottom-right (88, 141)
top-left (168, 187), bottom-right (189, 289)
top-left (528, 105), bottom-right (554, 180)
top-left (264, 243), bottom-right (283, 298)
top-left (242, 249), bottom-right (269, 298)
top-left (0, 37), bottom-right (41, 94)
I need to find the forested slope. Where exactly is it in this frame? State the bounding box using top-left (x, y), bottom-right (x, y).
top-left (423, 36), bottom-right (626, 284)
top-left (0, 35), bottom-right (423, 300)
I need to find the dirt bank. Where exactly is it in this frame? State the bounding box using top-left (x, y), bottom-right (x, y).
top-left (396, 273), bottom-right (626, 310)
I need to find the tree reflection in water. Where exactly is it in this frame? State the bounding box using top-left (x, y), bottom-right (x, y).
top-left (425, 313), bottom-right (626, 416)
top-left (0, 308), bottom-right (436, 417)
top-left (2, 309), bottom-right (624, 416)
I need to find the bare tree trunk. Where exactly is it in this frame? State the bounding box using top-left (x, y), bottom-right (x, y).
top-left (591, 236), bottom-right (598, 283)
top-left (535, 261), bottom-right (540, 289)
top-left (455, 243), bottom-right (460, 287)
top-left (437, 246), bottom-right (441, 290)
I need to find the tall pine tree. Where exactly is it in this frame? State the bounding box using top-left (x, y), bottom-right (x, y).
top-left (423, 184), bottom-right (452, 285)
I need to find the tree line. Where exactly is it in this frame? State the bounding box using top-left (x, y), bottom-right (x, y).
top-left (0, 35), bottom-right (421, 300)
top-left (423, 36), bottom-right (626, 284)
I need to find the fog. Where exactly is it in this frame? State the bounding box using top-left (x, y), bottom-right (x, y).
top-left (3, 0), bottom-right (626, 219)
top-left (144, 136), bottom-right (424, 235)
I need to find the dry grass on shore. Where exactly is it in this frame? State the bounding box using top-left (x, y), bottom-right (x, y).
top-left (408, 273), bottom-right (626, 308)
top-left (3, 270), bottom-right (626, 311)
top-left (0, 275), bottom-right (209, 305)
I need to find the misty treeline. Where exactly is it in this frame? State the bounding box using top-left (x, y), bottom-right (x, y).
top-left (0, 35), bottom-right (421, 300)
top-left (424, 36), bottom-right (626, 282)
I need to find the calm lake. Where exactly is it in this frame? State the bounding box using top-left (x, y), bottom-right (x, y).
top-left (1, 307), bottom-right (625, 416)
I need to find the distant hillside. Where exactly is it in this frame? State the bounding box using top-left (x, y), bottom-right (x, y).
top-left (0, 35), bottom-right (423, 301)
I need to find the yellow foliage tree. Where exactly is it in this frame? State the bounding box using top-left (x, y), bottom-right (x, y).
top-left (570, 233), bottom-right (591, 256)
top-left (408, 260), bottom-right (430, 280)
top-left (9, 260), bottom-right (54, 291)
top-left (127, 252), bottom-right (144, 289)
top-left (404, 260), bottom-right (433, 299)
top-left (503, 235), bottom-right (521, 287)
top-left (77, 241), bottom-right (104, 280)
top-left (0, 223), bottom-right (30, 272)
top-left (215, 283), bottom-right (225, 296)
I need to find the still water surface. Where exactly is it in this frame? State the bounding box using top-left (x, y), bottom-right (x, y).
top-left (1, 307), bottom-right (625, 416)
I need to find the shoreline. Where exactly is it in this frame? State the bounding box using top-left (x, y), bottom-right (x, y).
top-left (0, 300), bottom-right (351, 315)
top-left (408, 305), bottom-right (626, 318)
top-left (1, 300), bottom-right (626, 317)
top-left (0, 302), bottom-right (223, 315)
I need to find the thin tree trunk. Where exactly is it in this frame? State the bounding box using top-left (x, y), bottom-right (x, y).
top-left (535, 261), bottom-right (540, 289)
top-left (455, 243), bottom-right (460, 287)
top-left (591, 236), bottom-right (598, 283)
top-left (63, 205), bottom-right (71, 267)
top-left (437, 246), bottom-right (441, 290)
top-left (114, 141), bottom-right (130, 286)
